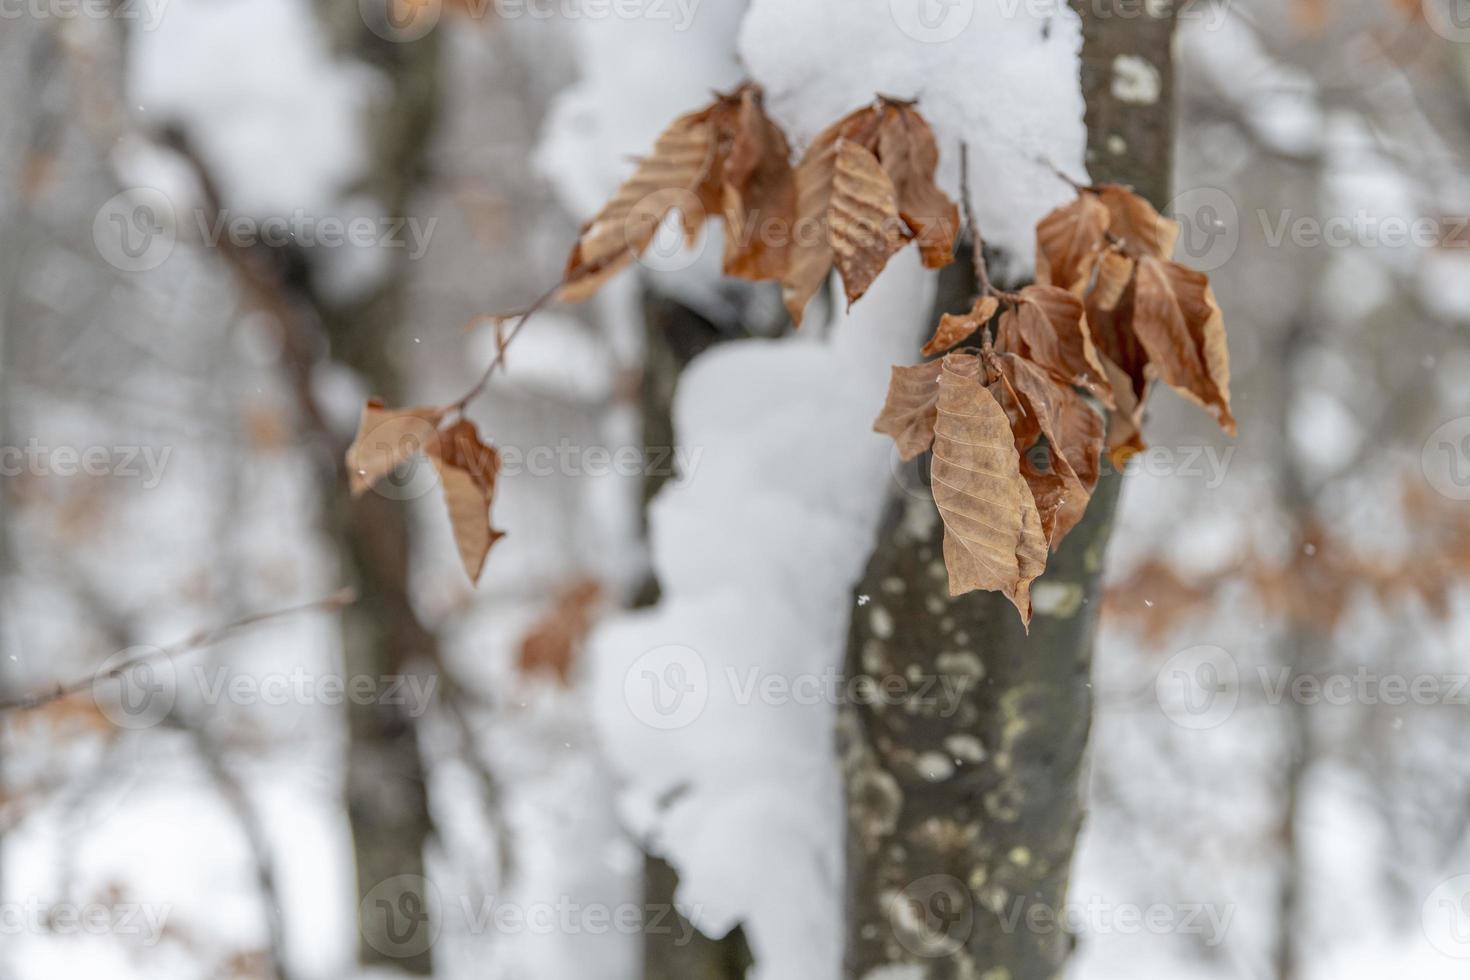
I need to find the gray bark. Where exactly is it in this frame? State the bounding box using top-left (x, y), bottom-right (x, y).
top-left (840, 6), bottom-right (1179, 979)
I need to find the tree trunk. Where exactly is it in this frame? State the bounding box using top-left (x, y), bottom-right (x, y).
top-left (304, 12), bottom-right (444, 974)
top-left (638, 289), bottom-right (759, 980)
top-left (840, 5), bottom-right (1178, 978)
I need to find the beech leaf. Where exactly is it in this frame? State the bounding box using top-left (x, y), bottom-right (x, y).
top-left (431, 419), bottom-right (507, 583)
top-left (1036, 192), bottom-right (1111, 293)
top-left (1132, 257), bottom-right (1236, 435)
top-left (922, 295), bottom-right (999, 357)
top-left (559, 104), bottom-right (719, 303)
top-left (876, 104), bottom-right (960, 269)
top-left (346, 399), bottom-right (444, 497)
top-left (720, 86), bottom-right (798, 282)
top-left (986, 351), bottom-right (1105, 548)
top-left (996, 285), bottom-right (1114, 408)
top-left (931, 353), bottom-right (1048, 625)
top-left (874, 362), bottom-right (943, 461)
top-left (829, 139), bottom-right (905, 308)
top-left (1098, 184), bottom-right (1179, 260)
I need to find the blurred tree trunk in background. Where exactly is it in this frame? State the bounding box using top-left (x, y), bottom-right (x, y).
top-left (839, 5), bottom-right (1178, 978)
top-left (638, 288), bottom-right (761, 979)
top-left (306, 8), bottom-right (443, 974)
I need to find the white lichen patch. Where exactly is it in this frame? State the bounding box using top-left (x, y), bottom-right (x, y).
top-left (944, 734), bottom-right (987, 764)
top-left (1110, 54), bottom-right (1161, 105)
top-left (1106, 133), bottom-right (1127, 156)
top-left (1008, 846), bottom-right (1032, 867)
top-left (902, 495), bottom-right (939, 541)
top-left (916, 751), bottom-right (957, 782)
top-left (937, 650), bottom-right (985, 684)
top-left (862, 964), bottom-right (928, 980)
top-left (1032, 581), bottom-right (1085, 618)
top-left (870, 605), bottom-right (895, 639)
top-left (882, 576), bottom-right (907, 596)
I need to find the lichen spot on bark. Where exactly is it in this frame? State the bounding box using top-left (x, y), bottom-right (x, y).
top-left (1111, 54), bottom-right (1161, 105)
top-left (1032, 581), bottom-right (1085, 618)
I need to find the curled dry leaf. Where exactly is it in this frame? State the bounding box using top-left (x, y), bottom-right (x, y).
top-left (830, 140), bottom-right (906, 306)
top-left (560, 83), bottom-right (795, 304)
top-left (1132, 257), bottom-right (1236, 435)
top-left (985, 351), bottom-right (1104, 548)
top-left (346, 404), bottom-right (506, 584)
top-left (560, 106), bottom-right (716, 303)
top-left (995, 285), bottom-right (1114, 408)
top-left (922, 295), bottom-right (998, 357)
top-left (931, 353), bottom-right (1048, 625)
top-left (1036, 191), bottom-right (1110, 293)
top-left (1091, 249), bottom-right (1134, 313)
top-left (876, 104), bottom-right (960, 269)
top-left (718, 85), bottom-right (798, 281)
top-left (873, 361), bottom-right (943, 461)
top-left (518, 578), bottom-right (604, 686)
top-left (346, 399), bottom-right (445, 497)
top-left (1097, 184), bottom-right (1179, 260)
top-left (783, 98), bottom-right (959, 325)
top-left (431, 420), bottom-right (508, 582)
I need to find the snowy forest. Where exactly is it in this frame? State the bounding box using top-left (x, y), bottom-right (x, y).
top-left (3, 0), bottom-right (1470, 978)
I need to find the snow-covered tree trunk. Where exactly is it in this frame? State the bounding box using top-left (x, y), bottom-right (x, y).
top-left (839, 5), bottom-right (1179, 979)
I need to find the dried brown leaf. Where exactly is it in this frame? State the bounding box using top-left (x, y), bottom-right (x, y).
top-left (996, 285), bottom-right (1114, 408)
top-left (720, 86), bottom-right (797, 282)
top-left (1132, 257), bottom-right (1236, 435)
top-left (560, 104), bottom-right (720, 303)
top-left (1097, 184), bottom-right (1179, 260)
top-left (986, 351), bottom-right (1104, 548)
top-left (830, 139), bottom-right (905, 308)
top-left (874, 362), bottom-right (943, 461)
top-left (876, 104), bottom-right (959, 269)
top-left (518, 579), bottom-right (603, 686)
top-left (1036, 192), bottom-right (1111, 293)
top-left (1091, 249), bottom-right (1134, 313)
top-left (922, 295), bottom-right (998, 357)
top-left (931, 353), bottom-right (1048, 625)
top-left (431, 420), bottom-right (507, 583)
top-left (345, 399), bottom-right (445, 497)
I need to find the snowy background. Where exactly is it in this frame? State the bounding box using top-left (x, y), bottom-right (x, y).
top-left (3, 1), bottom-right (1470, 979)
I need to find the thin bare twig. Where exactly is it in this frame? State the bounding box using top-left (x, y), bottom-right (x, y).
top-left (0, 590), bottom-right (356, 713)
top-left (958, 142), bottom-right (995, 299)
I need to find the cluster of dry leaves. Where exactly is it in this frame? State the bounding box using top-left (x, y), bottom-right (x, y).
top-left (347, 83), bottom-right (1234, 628)
top-left (559, 85), bottom-right (957, 324)
top-left (347, 86), bottom-right (961, 583)
top-left (875, 183), bottom-right (1235, 626)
